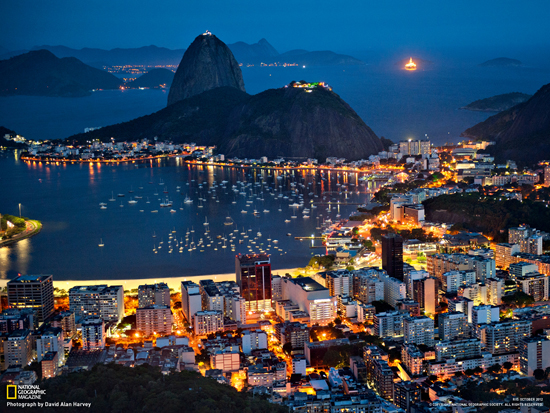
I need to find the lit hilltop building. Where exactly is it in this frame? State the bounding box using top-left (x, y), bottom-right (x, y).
top-left (405, 57), bottom-right (417, 70)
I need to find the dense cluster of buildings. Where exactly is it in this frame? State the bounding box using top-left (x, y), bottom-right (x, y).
top-left (21, 138), bottom-right (214, 162)
top-left (2, 217), bottom-right (550, 412)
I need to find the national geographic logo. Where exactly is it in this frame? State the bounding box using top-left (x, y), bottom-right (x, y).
top-left (5, 384), bottom-right (46, 400)
top-left (7, 385), bottom-right (17, 399)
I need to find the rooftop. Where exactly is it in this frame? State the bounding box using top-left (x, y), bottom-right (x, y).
top-left (8, 274), bottom-right (52, 283)
top-left (69, 285), bottom-right (122, 293)
top-left (291, 277), bottom-right (327, 292)
top-left (8, 329), bottom-right (30, 339)
top-left (236, 253), bottom-right (270, 265)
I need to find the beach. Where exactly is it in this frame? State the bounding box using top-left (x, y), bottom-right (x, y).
top-left (0, 267), bottom-right (305, 291)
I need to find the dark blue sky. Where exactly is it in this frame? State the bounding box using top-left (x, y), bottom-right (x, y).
top-left (1, 0), bottom-right (549, 54)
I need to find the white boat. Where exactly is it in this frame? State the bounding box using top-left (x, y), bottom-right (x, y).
top-left (170, 209), bottom-right (176, 213)
top-left (109, 192), bottom-right (115, 202)
top-left (203, 217), bottom-right (209, 226)
top-left (241, 210), bottom-right (247, 214)
top-left (224, 217), bottom-right (234, 226)
top-left (98, 238), bottom-right (104, 247)
top-left (285, 219), bottom-right (291, 223)
top-left (151, 210), bottom-right (158, 213)
top-left (100, 205), bottom-right (107, 209)
top-left (160, 198), bottom-right (173, 207)
top-left (263, 209), bottom-right (270, 213)
top-left (184, 196), bottom-right (193, 204)
top-left (128, 197), bottom-right (138, 204)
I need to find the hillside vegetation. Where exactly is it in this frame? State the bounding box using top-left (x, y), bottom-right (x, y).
top-left (27, 363), bottom-right (286, 413)
top-left (424, 193), bottom-right (550, 240)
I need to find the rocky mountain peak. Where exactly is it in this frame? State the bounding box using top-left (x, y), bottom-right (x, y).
top-left (167, 33), bottom-right (245, 106)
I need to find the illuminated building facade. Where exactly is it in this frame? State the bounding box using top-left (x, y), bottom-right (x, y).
top-left (235, 254), bottom-right (272, 311)
top-left (7, 274), bottom-right (54, 323)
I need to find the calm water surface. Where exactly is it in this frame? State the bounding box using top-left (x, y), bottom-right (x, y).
top-left (0, 152), bottom-right (375, 281)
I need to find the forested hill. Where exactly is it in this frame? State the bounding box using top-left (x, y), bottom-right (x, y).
top-left (20, 363), bottom-right (286, 413)
top-left (423, 193), bottom-right (550, 241)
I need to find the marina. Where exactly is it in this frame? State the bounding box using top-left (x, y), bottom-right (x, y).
top-left (0, 153), bottom-right (383, 281)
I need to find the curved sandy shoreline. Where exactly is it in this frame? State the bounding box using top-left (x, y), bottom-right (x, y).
top-left (0, 267), bottom-right (305, 291)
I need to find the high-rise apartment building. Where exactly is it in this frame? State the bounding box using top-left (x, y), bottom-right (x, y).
top-left (379, 273), bottom-right (407, 307)
top-left (280, 277), bottom-right (336, 326)
top-left (394, 381), bottom-right (421, 413)
top-left (3, 329), bottom-right (32, 368)
top-left (193, 310), bottom-right (224, 335)
top-left (472, 305), bottom-right (500, 325)
top-left (352, 269), bottom-right (385, 303)
top-left (374, 311), bottom-right (404, 338)
top-left (517, 272), bottom-right (549, 302)
top-left (435, 339), bottom-right (481, 361)
top-left (235, 254), bottom-right (272, 311)
top-left (181, 281), bottom-right (202, 324)
top-left (241, 330), bottom-right (268, 354)
top-left (442, 270), bottom-right (476, 293)
top-left (81, 317), bottom-right (105, 350)
top-left (478, 320), bottom-right (531, 354)
top-left (412, 277), bottom-right (437, 315)
top-left (509, 262), bottom-right (539, 280)
top-left (36, 326), bottom-right (65, 365)
top-left (51, 311), bottom-right (76, 338)
top-left (137, 283), bottom-right (170, 308)
top-left (447, 296), bottom-right (475, 323)
top-left (486, 278), bottom-right (504, 306)
top-left (7, 274), bottom-right (54, 323)
top-left (326, 269), bottom-right (352, 297)
top-left (520, 337), bottom-right (550, 376)
top-left (495, 243), bottom-right (521, 269)
top-left (403, 316), bottom-right (435, 347)
top-left (274, 321), bottom-right (309, 354)
top-left (199, 279), bottom-right (225, 312)
top-left (69, 285), bottom-right (124, 323)
top-left (438, 312), bottom-right (469, 341)
top-left (399, 139), bottom-right (431, 156)
top-left (136, 305), bottom-right (173, 336)
top-left (382, 233), bottom-right (404, 281)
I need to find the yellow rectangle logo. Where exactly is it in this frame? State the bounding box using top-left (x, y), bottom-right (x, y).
top-left (7, 384), bottom-right (17, 399)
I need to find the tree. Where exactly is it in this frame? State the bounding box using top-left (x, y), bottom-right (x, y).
top-left (464, 369), bottom-right (474, 377)
top-left (503, 362), bottom-right (513, 372)
top-left (334, 317), bottom-right (342, 325)
top-left (534, 368), bottom-right (545, 380)
top-left (474, 367), bottom-right (483, 374)
top-left (488, 364), bottom-right (502, 374)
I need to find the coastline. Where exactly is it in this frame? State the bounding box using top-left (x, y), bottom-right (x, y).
top-left (0, 219), bottom-right (42, 248)
top-left (0, 267), bottom-right (305, 291)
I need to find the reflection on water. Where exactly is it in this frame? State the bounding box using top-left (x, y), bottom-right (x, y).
top-left (0, 153), bottom-right (381, 281)
top-left (0, 238), bottom-right (31, 280)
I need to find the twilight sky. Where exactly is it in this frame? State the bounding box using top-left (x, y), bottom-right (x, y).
top-left (1, 0), bottom-right (549, 54)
